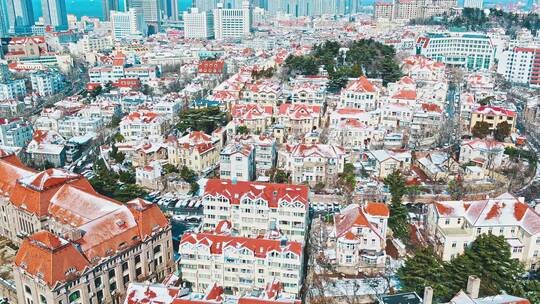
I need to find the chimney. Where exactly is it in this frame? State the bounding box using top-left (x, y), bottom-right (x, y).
top-left (423, 286), bottom-right (433, 304)
top-left (466, 275), bottom-right (480, 299)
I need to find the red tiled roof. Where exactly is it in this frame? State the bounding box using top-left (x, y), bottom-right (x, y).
top-left (180, 232), bottom-right (303, 257)
top-left (343, 76), bottom-right (377, 93)
top-left (14, 231), bottom-right (90, 287)
top-left (364, 202), bottom-right (390, 217)
top-left (204, 179), bottom-right (308, 209)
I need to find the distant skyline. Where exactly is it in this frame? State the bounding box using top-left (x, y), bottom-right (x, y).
top-left (29, 0), bottom-right (192, 20)
top-left (25, 0), bottom-right (533, 21)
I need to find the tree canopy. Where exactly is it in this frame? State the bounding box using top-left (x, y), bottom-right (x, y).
top-left (176, 107), bottom-right (229, 134)
top-left (383, 171), bottom-right (410, 241)
top-left (398, 234), bottom-right (539, 301)
top-left (284, 39), bottom-right (402, 91)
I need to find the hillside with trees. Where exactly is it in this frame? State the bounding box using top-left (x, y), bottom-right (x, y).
top-left (284, 39), bottom-right (402, 92)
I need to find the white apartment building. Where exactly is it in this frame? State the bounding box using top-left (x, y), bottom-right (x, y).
top-left (331, 202), bottom-right (389, 272)
top-left (464, 0), bottom-right (483, 9)
top-left (287, 144), bottom-right (348, 187)
top-left (339, 76), bottom-right (379, 110)
top-left (57, 115), bottom-right (104, 138)
top-left (219, 143), bottom-right (256, 181)
top-left (427, 193), bottom-right (540, 269)
top-left (0, 118), bottom-right (33, 147)
top-left (201, 179), bottom-right (309, 242)
top-left (79, 35), bottom-right (113, 53)
top-left (459, 139), bottom-right (505, 169)
top-left (89, 58), bottom-right (160, 84)
top-left (497, 46), bottom-right (540, 87)
top-left (0, 79), bottom-right (26, 100)
top-left (183, 8), bottom-right (214, 39)
top-left (213, 2), bottom-right (252, 40)
top-left (30, 71), bottom-right (64, 96)
top-left (179, 232), bottom-right (304, 295)
top-left (111, 9), bottom-right (147, 40)
top-left (416, 31), bottom-right (494, 71)
top-left (233, 134), bottom-right (277, 179)
top-left (120, 111), bottom-right (167, 142)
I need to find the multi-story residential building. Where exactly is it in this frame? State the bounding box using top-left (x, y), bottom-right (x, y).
top-left (362, 149), bottom-right (412, 179)
top-left (201, 179), bottom-right (309, 242)
top-left (0, 99), bottom-right (26, 118)
top-left (464, 0), bottom-right (483, 9)
top-left (57, 115), bottom-right (104, 138)
top-left (135, 161), bottom-right (164, 191)
top-left (427, 193), bottom-right (540, 269)
top-left (416, 31), bottom-right (494, 71)
top-left (329, 118), bottom-right (385, 152)
top-left (89, 55), bottom-right (160, 84)
top-left (0, 79), bottom-right (26, 100)
top-left (111, 9), bottom-right (147, 40)
top-left (0, 117), bottom-right (32, 147)
top-left (213, 2), bottom-right (252, 40)
top-left (243, 80), bottom-right (281, 106)
top-left (331, 202), bottom-right (389, 273)
top-left (219, 143), bottom-right (256, 181)
top-left (290, 82), bottom-right (326, 105)
top-left (401, 55), bottom-right (446, 82)
top-left (374, 0), bottom-right (456, 21)
top-left (287, 144), bottom-right (348, 187)
top-left (233, 134), bottom-right (277, 179)
top-left (78, 34), bottom-right (113, 53)
top-left (120, 111), bottom-right (167, 142)
top-left (469, 105), bottom-right (516, 133)
top-left (179, 232), bottom-right (304, 295)
top-left (373, 2), bottom-right (394, 20)
top-left (459, 139), bottom-right (505, 169)
top-left (277, 104), bottom-right (321, 138)
top-left (26, 129), bottom-right (66, 167)
top-left (339, 76), bottom-right (379, 110)
top-left (497, 46), bottom-right (540, 87)
top-left (30, 71), bottom-right (64, 96)
top-left (380, 103), bottom-right (413, 130)
top-left (183, 8), bottom-right (214, 39)
top-left (0, 152), bottom-right (174, 303)
top-left (166, 130), bottom-right (221, 174)
top-left (231, 103), bottom-right (273, 133)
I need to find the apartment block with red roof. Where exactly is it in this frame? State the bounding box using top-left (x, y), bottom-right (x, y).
top-left (0, 151), bottom-right (175, 304)
top-left (459, 139), bottom-right (505, 169)
top-left (178, 232), bottom-right (304, 296)
top-left (285, 144), bottom-right (349, 187)
top-left (201, 179), bottom-right (309, 243)
top-left (219, 143), bottom-right (256, 182)
top-left (469, 105), bottom-right (516, 134)
top-left (242, 80), bottom-right (281, 107)
top-left (276, 104), bottom-right (322, 138)
top-left (330, 202), bottom-right (390, 274)
top-left (124, 274), bottom-right (301, 303)
top-left (426, 193), bottom-right (540, 269)
top-left (338, 76), bottom-right (380, 111)
top-left (231, 103), bottom-right (274, 134)
top-left (120, 110), bottom-right (168, 142)
top-left (166, 130), bottom-right (222, 174)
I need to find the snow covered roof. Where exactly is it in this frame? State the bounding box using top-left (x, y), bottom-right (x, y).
top-left (434, 193), bottom-right (540, 234)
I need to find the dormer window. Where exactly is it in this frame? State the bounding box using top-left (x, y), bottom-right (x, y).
top-left (64, 267), bottom-right (76, 276)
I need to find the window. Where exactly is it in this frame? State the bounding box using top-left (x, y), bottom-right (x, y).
top-left (94, 277), bottom-right (102, 288)
top-left (445, 219), bottom-right (450, 225)
top-left (68, 291), bottom-right (81, 303)
top-left (39, 295), bottom-right (47, 304)
top-left (135, 255), bottom-right (141, 264)
top-left (122, 262), bottom-right (128, 272)
top-left (24, 285), bottom-right (31, 294)
top-left (110, 281), bottom-right (117, 292)
top-left (108, 269), bottom-right (115, 280)
top-left (452, 242), bottom-right (457, 248)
